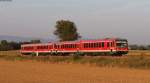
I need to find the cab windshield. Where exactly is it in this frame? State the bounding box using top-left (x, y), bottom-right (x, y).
top-left (116, 40), bottom-right (128, 48)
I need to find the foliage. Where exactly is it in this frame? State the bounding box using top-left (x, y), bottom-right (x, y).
top-left (0, 40), bottom-right (19, 51)
top-left (54, 20), bottom-right (81, 41)
top-left (129, 44), bottom-right (150, 50)
top-left (0, 39), bottom-right (41, 51)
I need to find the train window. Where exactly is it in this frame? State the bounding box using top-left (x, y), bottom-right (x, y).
top-left (54, 44), bottom-right (57, 49)
top-left (94, 43), bottom-right (96, 48)
top-left (68, 44), bottom-right (69, 48)
top-left (86, 43), bottom-right (88, 48)
top-left (96, 43), bottom-right (100, 48)
top-left (72, 44), bottom-right (75, 48)
top-left (71, 44), bottom-right (72, 48)
top-left (69, 44), bottom-right (71, 48)
top-left (88, 43), bottom-right (90, 48)
top-left (89, 43), bottom-right (91, 48)
top-left (24, 46), bottom-right (34, 50)
top-left (84, 43), bottom-right (85, 48)
top-left (64, 45), bottom-right (66, 48)
top-left (61, 45), bottom-right (63, 49)
top-left (63, 45), bottom-right (65, 48)
top-left (37, 46), bottom-right (48, 49)
top-left (46, 46), bottom-right (48, 49)
top-left (83, 43), bottom-right (86, 48)
top-left (92, 43), bottom-right (94, 48)
top-left (65, 44), bottom-right (67, 48)
top-left (107, 42), bottom-right (110, 47)
top-left (70, 44), bottom-right (71, 48)
top-left (99, 43), bottom-right (101, 47)
top-left (87, 43), bottom-right (89, 48)
top-left (57, 45), bottom-right (59, 49)
top-left (102, 42), bottom-right (104, 48)
top-left (95, 43), bottom-right (98, 48)
top-left (68, 44), bottom-right (70, 48)
top-left (69, 44), bottom-right (70, 48)
top-left (73, 44), bottom-right (75, 48)
top-left (89, 43), bottom-right (90, 48)
top-left (90, 43), bottom-right (93, 48)
top-left (111, 42), bottom-right (113, 47)
top-left (70, 44), bottom-right (72, 48)
top-left (93, 43), bottom-right (95, 48)
top-left (75, 44), bottom-right (77, 48)
top-left (91, 43), bottom-right (96, 48)
top-left (51, 45), bottom-right (53, 49)
top-left (85, 43), bottom-right (88, 48)
top-left (63, 45), bottom-right (64, 48)
top-left (84, 43), bottom-right (87, 48)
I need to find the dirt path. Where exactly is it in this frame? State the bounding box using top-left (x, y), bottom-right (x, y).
top-left (0, 60), bottom-right (150, 83)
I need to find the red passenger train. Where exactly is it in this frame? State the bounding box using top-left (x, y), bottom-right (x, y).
top-left (21, 38), bottom-right (128, 56)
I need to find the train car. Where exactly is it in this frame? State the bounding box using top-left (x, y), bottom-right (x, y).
top-left (21, 43), bottom-right (53, 55)
top-left (21, 38), bottom-right (128, 56)
top-left (53, 41), bottom-right (80, 53)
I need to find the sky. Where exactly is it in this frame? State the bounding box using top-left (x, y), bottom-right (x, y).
top-left (0, 0), bottom-right (150, 44)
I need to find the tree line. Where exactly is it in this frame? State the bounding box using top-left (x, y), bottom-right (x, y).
top-left (129, 45), bottom-right (150, 50)
top-left (0, 40), bottom-right (41, 51)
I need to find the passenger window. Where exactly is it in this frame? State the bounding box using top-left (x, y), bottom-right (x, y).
top-left (99, 43), bottom-right (101, 47)
top-left (102, 42), bottom-right (104, 48)
top-left (107, 42), bottom-right (110, 47)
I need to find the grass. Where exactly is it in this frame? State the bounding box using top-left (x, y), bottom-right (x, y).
top-left (1, 50), bottom-right (150, 69)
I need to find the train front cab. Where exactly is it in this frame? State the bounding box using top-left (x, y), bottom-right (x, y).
top-left (114, 39), bottom-right (128, 55)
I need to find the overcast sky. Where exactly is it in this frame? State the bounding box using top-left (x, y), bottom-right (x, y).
top-left (0, 0), bottom-right (150, 44)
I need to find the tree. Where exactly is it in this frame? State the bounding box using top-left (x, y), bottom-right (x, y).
top-left (138, 45), bottom-right (147, 50)
top-left (0, 40), bottom-right (13, 51)
top-left (1, 40), bottom-right (8, 45)
top-left (0, 40), bottom-right (21, 51)
top-left (54, 20), bottom-right (81, 41)
top-left (9, 42), bottom-right (21, 50)
top-left (147, 45), bottom-right (150, 50)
